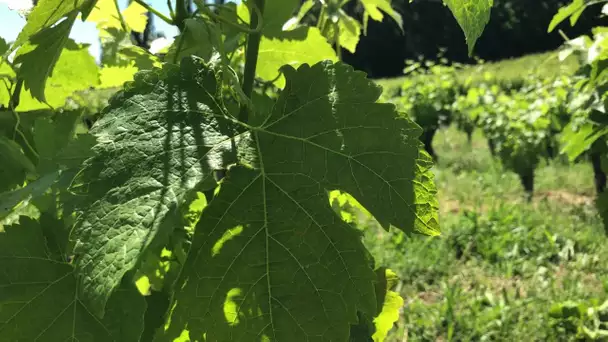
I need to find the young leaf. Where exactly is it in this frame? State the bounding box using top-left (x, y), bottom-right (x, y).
top-left (15, 40), bottom-right (100, 110)
top-left (238, 0), bottom-right (300, 37)
top-left (332, 12), bottom-right (362, 53)
top-left (349, 268), bottom-right (404, 341)
top-left (122, 0), bottom-right (148, 32)
top-left (157, 60), bottom-right (438, 340)
top-left (14, 17), bottom-right (75, 103)
top-left (72, 58), bottom-right (242, 317)
top-left (9, 0), bottom-right (96, 53)
top-left (99, 64), bottom-right (141, 88)
top-left (360, 0), bottom-right (403, 33)
top-left (87, 0), bottom-right (125, 31)
top-left (371, 269), bottom-right (404, 342)
top-left (257, 27), bottom-right (338, 88)
top-left (0, 217), bottom-right (146, 341)
top-left (443, 0), bottom-right (493, 55)
top-left (548, 0), bottom-right (584, 32)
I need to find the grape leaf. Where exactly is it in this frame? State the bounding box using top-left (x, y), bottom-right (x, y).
top-left (349, 268), bottom-right (404, 341)
top-left (330, 12), bottom-right (362, 53)
top-left (257, 27), bottom-right (337, 88)
top-left (371, 269), bottom-right (403, 342)
top-left (123, 0), bottom-right (148, 32)
top-left (0, 216), bottom-right (146, 341)
top-left (443, 0), bottom-right (493, 55)
top-left (14, 17), bottom-right (75, 103)
top-left (87, 0), bottom-right (124, 30)
top-left (548, 0), bottom-right (585, 32)
top-left (360, 0), bottom-right (403, 33)
top-left (0, 37), bottom-right (8, 55)
top-left (238, 0), bottom-right (299, 37)
top-left (0, 136), bottom-right (35, 192)
top-left (16, 40), bottom-right (99, 110)
top-left (166, 18), bottom-right (219, 64)
top-left (283, 0), bottom-right (316, 31)
top-left (0, 171), bottom-right (60, 220)
top-left (99, 65), bottom-right (140, 88)
top-left (9, 0), bottom-right (96, 53)
top-left (73, 57), bottom-right (437, 335)
top-left (157, 61), bottom-right (438, 340)
top-left (33, 111), bottom-right (82, 172)
top-left (72, 58), bottom-right (243, 317)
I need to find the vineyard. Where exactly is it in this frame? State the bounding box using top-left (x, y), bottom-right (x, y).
top-left (1, 0), bottom-right (608, 341)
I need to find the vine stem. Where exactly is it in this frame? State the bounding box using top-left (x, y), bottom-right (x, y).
top-left (174, 0), bottom-right (189, 31)
top-left (238, 0), bottom-right (265, 123)
top-left (133, 0), bottom-right (174, 25)
top-left (194, 0), bottom-right (263, 34)
top-left (334, 22), bottom-right (341, 60)
top-left (113, 0), bottom-right (128, 32)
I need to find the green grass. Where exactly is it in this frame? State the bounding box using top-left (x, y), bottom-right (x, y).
top-left (375, 50), bottom-right (579, 97)
top-left (361, 126), bottom-right (608, 341)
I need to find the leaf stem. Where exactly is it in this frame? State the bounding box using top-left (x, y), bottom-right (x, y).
top-left (238, 0), bottom-right (265, 123)
top-left (174, 0), bottom-right (189, 31)
top-left (4, 79), bottom-right (39, 158)
top-left (167, 0), bottom-right (175, 19)
top-left (334, 22), bottom-right (341, 60)
top-left (194, 0), bottom-right (262, 34)
top-left (134, 0), bottom-right (174, 26)
top-left (113, 0), bottom-right (128, 32)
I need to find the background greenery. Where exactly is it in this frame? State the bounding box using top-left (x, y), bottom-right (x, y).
top-left (362, 126), bottom-right (608, 341)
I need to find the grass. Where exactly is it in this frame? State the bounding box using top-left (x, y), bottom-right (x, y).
top-left (361, 126), bottom-right (608, 341)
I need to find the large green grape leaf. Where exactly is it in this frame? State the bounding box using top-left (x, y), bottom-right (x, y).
top-left (155, 61), bottom-right (438, 340)
top-left (71, 58), bottom-right (243, 317)
top-left (9, 0), bottom-right (97, 53)
top-left (443, 0), bottom-right (493, 55)
top-left (0, 216), bottom-right (146, 341)
top-left (73, 57), bottom-right (437, 334)
top-left (257, 27), bottom-right (337, 88)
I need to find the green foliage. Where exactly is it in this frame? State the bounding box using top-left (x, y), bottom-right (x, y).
top-left (397, 59), bottom-right (459, 132)
top-left (0, 0), bottom-right (492, 340)
top-left (361, 127), bottom-right (608, 341)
